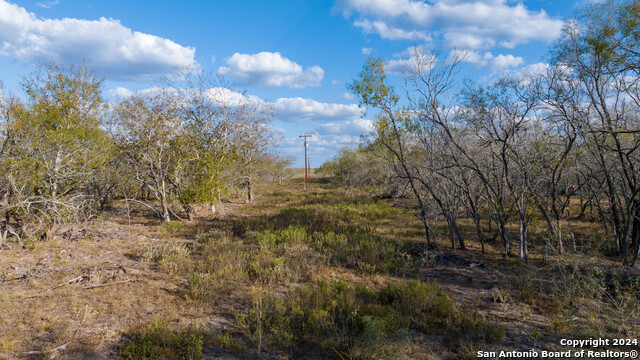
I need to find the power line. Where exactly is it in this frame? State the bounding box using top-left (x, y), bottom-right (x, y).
top-left (299, 134), bottom-right (312, 190)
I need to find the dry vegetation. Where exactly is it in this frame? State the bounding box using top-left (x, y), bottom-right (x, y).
top-left (2, 1), bottom-right (639, 359)
top-left (1, 175), bottom-right (638, 359)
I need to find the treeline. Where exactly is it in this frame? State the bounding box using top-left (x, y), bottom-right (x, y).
top-left (319, 0), bottom-right (640, 266)
top-left (0, 65), bottom-right (292, 243)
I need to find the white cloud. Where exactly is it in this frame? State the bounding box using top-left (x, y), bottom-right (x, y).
top-left (274, 97), bottom-right (363, 122)
top-left (385, 45), bottom-right (436, 75)
top-left (444, 32), bottom-right (490, 49)
top-left (109, 87), bottom-right (134, 99)
top-left (459, 50), bottom-right (524, 70)
top-left (354, 19), bottom-right (430, 41)
top-left (0, 0), bottom-right (197, 81)
top-left (518, 62), bottom-right (551, 77)
top-left (204, 87), bottom-right (264, 107)
top-left (280, 117), bottom-right (374, 165)
top-left (316, 118), bottom-right (374, 135)
top-left (336, 0), bottom-right (563, 50)
top-left (107, 85), bottom-right (176, 101)
top-left (489, 53), bottom-right (524, 70)
top-left (36, 0), bottom-right (59, 8)
top-left (218, 52), bottom-right (324, 88)
top-left (109, 86), bottom-right (363, 125)
top-left (362, 47), bottom-right (373, 55)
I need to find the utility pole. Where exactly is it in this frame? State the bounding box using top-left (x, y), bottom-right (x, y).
top-left (299, 134), bottom-right (312, 190)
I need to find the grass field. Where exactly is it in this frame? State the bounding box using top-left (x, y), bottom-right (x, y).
top-left (0, 176), bottom-right (638, 359)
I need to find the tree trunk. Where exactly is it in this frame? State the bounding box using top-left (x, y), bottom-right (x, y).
top-left (473, 216), bottom-right (485, 253)
top-left (620, 202), bottom-right (636, 265)
top-left (630, 211), bottom-right (640, 266)
top-left (555, 219), bottom-right (564, 256)
top-left (498, 218), bottom-right (509, 258)
top-left (161, 197), bottom-right (170, 223)
top-left (247, 177), bottom-right (253, 202)
top-left (518, 216), bottom-right (528, 263)
top-left (419, 206), bottom-right (433, 248)
top-left (160, 179), bottom-right (170, 222)
top-left (453, 219), bottom-right (465, 250)
top-left (186, 205), bottom-right (194, 222)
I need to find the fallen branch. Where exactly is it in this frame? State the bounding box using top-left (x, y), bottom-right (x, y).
top-left (46, 275), bottom-right (86, 292)
top-left (2, 274), bottom-right (28, 282)
top-left (83, 278), bottom-right (137, 290)
top-left (20, 342), bottom-right (68, 358)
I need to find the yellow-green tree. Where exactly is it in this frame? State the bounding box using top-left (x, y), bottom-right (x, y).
top-left (0, 63), bottom-right (109, 240)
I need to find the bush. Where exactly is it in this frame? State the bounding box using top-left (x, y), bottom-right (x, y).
top-left (142, 242), bottom-right (191, 275)
top-left (142, 242), bottom-right (190, 262)
top-left (195, 228), bottom-right (229, 246)
top-left (120, 318), bottom-right (203, 360)
top-left (236, 279), bottom-right (503, 358)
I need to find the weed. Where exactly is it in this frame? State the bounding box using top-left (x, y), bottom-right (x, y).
top-left (195, 228), bottom-right (229, 246)
top-left (142, 242), bottom-right (190, 263)
top-left (142, 242), bottom-right (191, 275)
top-left (218, 331), bottom-right (245, 354)
top-left (490, 288), bottom-right (510, 304)
top-left (119, 318), bottom-right (203, 360)
top-left (236, 278), bottom-right (503, 358)
top-left (161, 222), bottom-right (188, 237)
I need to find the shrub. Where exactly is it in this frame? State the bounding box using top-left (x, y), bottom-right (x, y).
top-left (237, 279), bottom-right (503, 358)
top-left (142, 242), bottom-right (191, 275)
top-left (195, 228), bottom-right (229, 246)
top-left (120, 318), bottom-right (203, 360)
top-left (142, 242), bottom-right (190, 263)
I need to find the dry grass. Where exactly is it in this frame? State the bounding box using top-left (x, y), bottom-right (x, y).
top-left (0, 177), bottom-right (637, 359)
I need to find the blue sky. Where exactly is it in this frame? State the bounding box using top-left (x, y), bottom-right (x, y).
top-left (0, 0), bottom-right (584, 167)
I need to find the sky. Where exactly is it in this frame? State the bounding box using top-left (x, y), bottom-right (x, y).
top-left (0, 0), bottom-right (585, 167)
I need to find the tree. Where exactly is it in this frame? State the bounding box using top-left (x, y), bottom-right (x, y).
top-left (0, 63), bottom-right (109, 240)
top-left (113, 92), bottom-right (180, 223)
top-left (550, 0), bottom-right (640, 265)
top-left (350, 56), bottom-right (435, 247)
top-left (319, 146), bottom-right (373, 196)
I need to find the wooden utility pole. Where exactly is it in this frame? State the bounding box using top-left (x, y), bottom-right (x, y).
top-left (299, 134), bottom-right (312, 190)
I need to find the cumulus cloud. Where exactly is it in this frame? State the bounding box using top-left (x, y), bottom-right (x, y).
top-left (489, 54), bottom-right (524, 70)
top-left (0, 0), bottom-right (197, 81)
top-left (108, 87), bottom-right (135, 100)
top-left (109, 86), bottom-right (363, 126)
top-left (517, 62), bottom-right (551, 78)
top-left (274, 97), bottom-right (363, 122)
top-left (280, 129), bottom-right (366, 168)
top-left (354, 19), bottom-right (430, 41)
top-left (459, 50), bottom-right (524, 70)
top-left (315, 118), bottom-right (374, 135)
top-left (218, 52), bottom-right (324, 88)
top-left (336, 0), bottom-right (563, 50)
top-left (385, 46), bottom-right (436, 75)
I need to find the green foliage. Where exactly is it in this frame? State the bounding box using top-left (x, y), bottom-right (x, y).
top-left (142, 242), bottom-right (191, 275)
top-left (195, 228), bottom-right (228, 245)
top-left (551, 263), bottom-right (606, 310)
top-left (237, 279), bottom-right (503, 358)
top-left (0, 63), bottom-right (110, 239)
top-left (142, 242), bottom-right (191, 263)
top-left (233, 200), bottom-right (406, 275)
top-left (349, 56), bottom-right (398, 110)
top-left (120, 318), bottom-right (203, 360)
top-left (597, 236), bottom-right (620, 257)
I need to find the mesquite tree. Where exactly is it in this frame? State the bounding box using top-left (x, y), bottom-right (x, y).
top-left (0, 63), bottom-right (109, 240)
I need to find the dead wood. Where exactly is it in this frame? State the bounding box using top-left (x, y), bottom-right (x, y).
top-left (46, 275), bottom-right (87, 291)
top-left (83, 278), bottom-right (137, 290)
